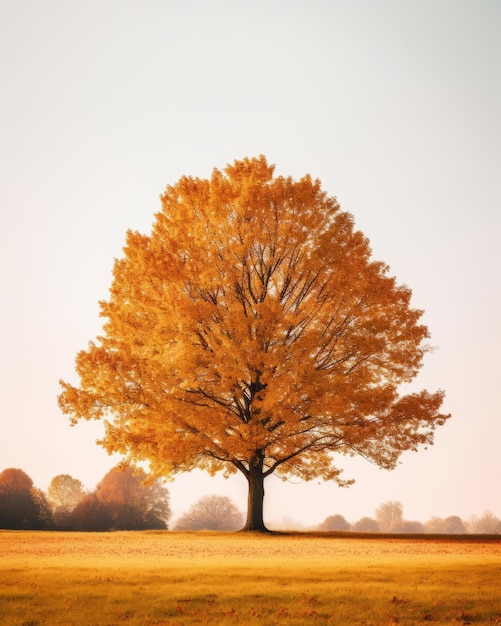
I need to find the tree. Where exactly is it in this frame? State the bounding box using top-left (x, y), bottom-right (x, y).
top-left (95, 465), bottom-right (171, 530)
top-left (48, 474), bottom-right (86, 528)
top-left (173, 494), bottom-right (243, 531)
top-left (69, 465), bottom-right (171, 531)
top-left (424, 515), bottom-right (466, 534)
top-left (398, 520), bottom-right (423, 533)
top-left (48, 474), bottom-right (85, 511)
top-left (317, 514), bottom-right (351, 531)
top-left (59, 156), bottom-right (450, 532)
top-left (467, 511), bottom-right (501, 534)
top-left (353, 517), bottom-right (379, 532)
top-left (0, 468), bottom-right (52, 529)
top-left (70, 493), bottom-right (113, 531)
top-left (375, 501), bottom-right (404, 533)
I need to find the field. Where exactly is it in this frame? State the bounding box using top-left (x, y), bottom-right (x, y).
top-left (0, 531), bottom-right (500, 625)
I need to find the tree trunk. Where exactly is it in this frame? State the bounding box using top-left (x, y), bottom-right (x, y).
top-left (242, 453), bottom-right (269, 532)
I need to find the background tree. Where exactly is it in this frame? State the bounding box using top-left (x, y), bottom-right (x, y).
top-left (95, 465), bottom-right (171, 530)
top-left (59, 156), bottom-right (450, 532)
top-left (317, 514), bottom-right (351, 531)
top-left (444, 515), bottom-right (467, 534)
top-left (0, 468), bottom-right (52, 529)
top-left (70, 493), bottom-right (113, 531)
top-left (173, 494), bottom-right (243, 531)
top-left (353, 516), bottom-right (380, 532)
top-left (467, 511), bottom-right (501, 534)
top-left (48, 474), bottom-right (85, 511)
top-left (69, 465), bottom-right (170, 531)
top-left (424, 515), bottom-right (466, 534)
top-left (398, 520), bottom-right (424, 533)
top-left (47, 474), bottom-right (85, 528)
top-left (375, 501), bottom-right (404, 533)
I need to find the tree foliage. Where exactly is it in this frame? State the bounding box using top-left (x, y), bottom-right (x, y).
top-left (47, 474), bottom-right (85, 527)
top-left (317, 514), bottom-right (351, 531)
top-left (70, 493), bottom-right (113, 532)
top-left (48, 474), bottom-right (85, 511)
top-left (353, 516), bottom-right (380, 532)
top-left (0, 468), bottom-right (52, 529)
top-left (424, 515), bottom-right (466, 534)
top-left (59, 156), bottom-right (450, 531)
top-left (173, 494), bottom-right (243, 531)
top-left (70, 465), bottom-right (171, 531)
top-left (398, 520), bottom-right (424, 533)
top-left (375, 501), bottom-right (404, 533)
top-left (467, 511), bottom-right (501, 534)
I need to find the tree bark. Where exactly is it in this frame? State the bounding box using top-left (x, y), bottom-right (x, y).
top-left (242, 452), bottom-right (269, 532)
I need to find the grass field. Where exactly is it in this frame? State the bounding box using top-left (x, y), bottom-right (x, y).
top-left (0, 531), bottom-right (500, 625)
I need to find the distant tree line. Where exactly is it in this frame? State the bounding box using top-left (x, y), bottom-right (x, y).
top-left (0, 466), bottom-right (171, 531)
top-left (316, 501), bottom-right (501, 534)
top-left (1, 467), bottom-right (499, 534)
top-left (0, 466), bottom-right (245, 532)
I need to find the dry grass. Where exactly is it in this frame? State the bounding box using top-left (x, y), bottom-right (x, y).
top-left (0, 531), bottom-right (500, 625)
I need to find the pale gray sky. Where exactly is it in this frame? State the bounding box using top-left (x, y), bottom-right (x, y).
top-left (1, 0), bottom-right (499, 528)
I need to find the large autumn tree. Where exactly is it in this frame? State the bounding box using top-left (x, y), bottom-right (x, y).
top-left (59, 156), bottom-right (449, 531)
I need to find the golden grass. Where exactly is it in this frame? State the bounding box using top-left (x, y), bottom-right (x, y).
top-left (0, 531), bottom-right (500, 625)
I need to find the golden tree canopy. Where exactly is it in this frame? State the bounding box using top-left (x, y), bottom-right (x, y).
top-left (59, 156), bottom-right (449, 530)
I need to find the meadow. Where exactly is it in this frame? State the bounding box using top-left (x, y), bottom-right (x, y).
top-left (0, 531), bottom-right (500, 625)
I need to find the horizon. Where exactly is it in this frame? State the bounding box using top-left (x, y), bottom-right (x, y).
top-left (1, 1), bottom-right (499, 529)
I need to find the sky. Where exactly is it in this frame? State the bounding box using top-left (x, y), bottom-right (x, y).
top-left (1, 0), bottom-right (500, 529)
